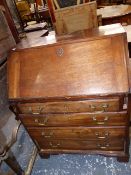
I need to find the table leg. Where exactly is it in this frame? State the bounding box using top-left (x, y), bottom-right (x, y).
top-left (4, 151), bottom-right (24, 175)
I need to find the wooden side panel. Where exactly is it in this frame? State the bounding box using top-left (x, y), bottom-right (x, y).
top-left (8, 52), bottom-right (20, 98)
top-left (111, 35), bottom-right (129, 92)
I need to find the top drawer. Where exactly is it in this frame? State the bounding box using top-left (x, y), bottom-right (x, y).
top-left (16, 97), bottom-right (122, 114)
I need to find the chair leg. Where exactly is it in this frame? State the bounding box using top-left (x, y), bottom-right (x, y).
top-left (4, 151), bottom-right (24, 175)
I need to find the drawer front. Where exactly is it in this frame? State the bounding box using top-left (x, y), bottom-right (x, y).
top-left (17, 98), bottom-right (121, 114)
top-left (19, 111), bottom-right (127, 127)
top-left (37, 139), bottom-right (124, 151)
top-left (27, 127), bottom-right (126, 140)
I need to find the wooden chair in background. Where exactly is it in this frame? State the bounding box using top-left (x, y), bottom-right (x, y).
top-left (49, 0), bottom-right (98, 35)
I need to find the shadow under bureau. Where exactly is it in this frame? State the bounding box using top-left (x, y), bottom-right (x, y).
top-left (7, 24), bottom-right (130, 162)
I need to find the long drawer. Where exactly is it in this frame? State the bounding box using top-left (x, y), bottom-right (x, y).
top-left (17, 97), bottom-right (122, 114)
top-left (19, 111), bottom-right (127, 127)
top-left (27, 127), bottom-right (126, 140)
top-left (36, 139), bottom-right (124, 151)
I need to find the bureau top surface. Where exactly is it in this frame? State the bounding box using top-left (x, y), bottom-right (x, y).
top-left (8, 24), bottom-right (129, 100)
top-left (16, 24), bottom-right (126, 50)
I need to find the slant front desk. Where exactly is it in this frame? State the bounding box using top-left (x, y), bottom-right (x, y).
top-left (8, 24), bottom-right (130, 162)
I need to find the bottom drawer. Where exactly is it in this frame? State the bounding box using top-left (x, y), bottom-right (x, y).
top-left (36, 139), bottom-right (124, 151)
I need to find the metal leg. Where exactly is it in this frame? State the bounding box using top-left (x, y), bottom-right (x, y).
top-left (4, 151), bottom-right (24, 175)
top-left (25, 146), bottom-right (38, 175)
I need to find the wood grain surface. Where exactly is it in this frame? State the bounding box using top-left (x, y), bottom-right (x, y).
top-left (8, 28), bottom-right (129, 99)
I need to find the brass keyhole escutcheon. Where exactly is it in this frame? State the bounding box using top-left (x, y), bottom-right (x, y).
top-left (56, 48), bottom-right (64, 57)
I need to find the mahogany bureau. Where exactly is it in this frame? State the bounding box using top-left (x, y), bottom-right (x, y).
top-left (7, 24), bottom-right (130, 162)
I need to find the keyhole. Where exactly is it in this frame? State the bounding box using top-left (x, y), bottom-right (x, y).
top-left (56, 48), bottom-right (64, 57)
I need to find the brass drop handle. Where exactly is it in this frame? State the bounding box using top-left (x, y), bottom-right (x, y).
top-left (49, 142), bottom-right (60, 148)
top-left (28, 107), bottom-right (33, 113)
top-left (64, 105), bottom-right (69, 111)
top-left (92, 116), bottom-right (109, 125)
top-left (97, 143), bottom-right (110, 149)
top-left (95, 132), bottom-right (109, 139)
top-left (29, 106), bottom-right (43, 114)
top-left (101, 104), bottom-right (109, 111)
top-left (41, 131), bottom-right (54, 138)
top-left (34, 116), bottom-right (49, 126)
top-left (90, 103), bottom-right (109, 112)
top-left (68, 116), bottom-right (71, 120)
top-left (89, 104), bottom-right (96, 111)
top-left (33, 106), bottom-right (44, 114)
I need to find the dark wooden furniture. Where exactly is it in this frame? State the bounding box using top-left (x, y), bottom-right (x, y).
top-left (7, 24), bottom-right (130, 162)
top-left (0, 0), bottom-right (19, 43)
top-left (97, 0), bottom-right (127, 6)
top-left (30, 8), bottom-right (51, 27)
top-left (126, 0), bottom-right (131, 4)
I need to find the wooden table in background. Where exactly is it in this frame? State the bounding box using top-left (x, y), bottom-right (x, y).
top-left (97, 5), bottom-right (131, 25)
